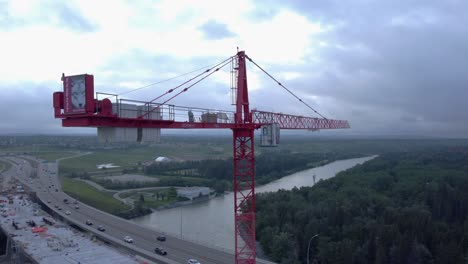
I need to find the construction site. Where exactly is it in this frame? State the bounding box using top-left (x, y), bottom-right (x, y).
top-left (0, 192), bottom-right (148, 264)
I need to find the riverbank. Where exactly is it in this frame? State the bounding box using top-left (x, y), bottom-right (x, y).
top-left (59, 153), bottom-right (372, 220)
top-left (72, 154), bottom-right (363, 210)
top-left (153, 193), bottom-right (217, 211)
top-left (72, 179), bottom-right (219, 215)
top-left (131, 156), bottom-right (376, 250)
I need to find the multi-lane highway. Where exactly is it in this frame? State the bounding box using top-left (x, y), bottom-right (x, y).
top-left (1, 155), bottom-right (265, 264)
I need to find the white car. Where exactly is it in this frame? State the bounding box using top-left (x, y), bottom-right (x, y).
top-left (65, 211), bottom-right (71, 215)
top-left (187, 259), bottom-right (201, 264)
top-left (124, 236), bottom-right (133, 243)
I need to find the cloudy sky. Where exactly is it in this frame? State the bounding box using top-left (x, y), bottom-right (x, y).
top-left (1, 0), bottom-right (467, 137)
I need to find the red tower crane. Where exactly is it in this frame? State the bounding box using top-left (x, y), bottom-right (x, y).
top-left (52, 50), bottom-right (349, 264)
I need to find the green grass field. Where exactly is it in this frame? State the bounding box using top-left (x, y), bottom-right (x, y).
top-left (125, 189), bottom-right (177, 209)
top-left (59, 148), bottom-right (154, 173)
top-left (61, 176), bottom-right (130, 214)
top-left (52, 138), bottom-right (230, 215)
top-left (58, 142), bottom-right (232, 173)
top-left (32, 151), bottom-right (79, 161)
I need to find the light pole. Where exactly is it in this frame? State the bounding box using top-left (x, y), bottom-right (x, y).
top-left (307, 234), bottom-right (319, 264)
top-left (180, 207), bottom-right (183, 238)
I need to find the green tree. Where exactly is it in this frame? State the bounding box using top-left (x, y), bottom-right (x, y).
top-left (168, 187), bottom-right (177, 199)
top-left (255, 149), bottom-right (468, 263)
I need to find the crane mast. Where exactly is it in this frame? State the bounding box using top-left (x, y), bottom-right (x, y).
top-left (232, 51), bottom-right (256, 263)
top-left (52, 50), bottom-right (350, 264)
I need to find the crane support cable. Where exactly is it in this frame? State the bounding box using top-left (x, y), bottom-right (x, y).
top-left (245, 54), bottom-right (328, 120)
top-left (148, 55), bottom-right (234, 104)
top-left (109, 55), bottom-right (235, 99)
top-left (138, 59), bottom-right (232, 119)
top-left (147, 69), bottom-right (210, 103)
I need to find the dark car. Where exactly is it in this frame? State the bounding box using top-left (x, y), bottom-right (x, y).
top-left (157, 235), bottom-right (166, 242)
top-left (97, 225), bottom-right (105, 231)
top-left (154, 247), bottom-right (167, 255)
top-left (86, 220), bottom-right (93, 225)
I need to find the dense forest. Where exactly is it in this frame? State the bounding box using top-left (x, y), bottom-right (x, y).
top-left (256, 148), bottom-right (468, 263)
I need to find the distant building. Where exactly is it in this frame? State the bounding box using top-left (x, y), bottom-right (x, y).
top-left (155, 157), bottom-right (171, 163)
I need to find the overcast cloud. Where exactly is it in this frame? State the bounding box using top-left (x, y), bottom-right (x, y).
top-left (0, 0), bottom-right (466, 137)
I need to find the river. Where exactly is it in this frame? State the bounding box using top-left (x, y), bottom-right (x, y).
top-left (131, 155), bottom-right (376, 251)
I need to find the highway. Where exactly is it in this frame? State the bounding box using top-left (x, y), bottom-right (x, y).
top-left (0, 154), bottom-right (261, 264)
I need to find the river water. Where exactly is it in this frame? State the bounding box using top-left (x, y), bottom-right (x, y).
top-left (131, 155), bottom-right (376, 251)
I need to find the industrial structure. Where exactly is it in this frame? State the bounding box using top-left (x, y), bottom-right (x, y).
top-left (52, 50), bottom-right (350, 264)
top-left (0, 194), bottom-right (143, 264)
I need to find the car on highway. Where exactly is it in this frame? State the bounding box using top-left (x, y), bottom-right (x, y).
top-left (54, 205), bottom-right (58, 208)
top-left (57, 207), bottom-right (62, 210)
top-left (75, 205), bottom-right (79, 209)
top-left (97, 225), bottom-right (105, 232)
top-left (187, 259), bottom-right (201, 264)
top-left (65, 211), bottom-right (71, 215)
top-left (86, 220), bottom-right (93, 225)
top-left (154, 247), bottom-right (167, 255)
top-left (157, 235), bottom-right (166, 241)
top-left (124, 236), bottom-right (133, 243)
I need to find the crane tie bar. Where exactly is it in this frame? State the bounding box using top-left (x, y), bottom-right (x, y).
top-left (245, 54), bottom-right (328, 120)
